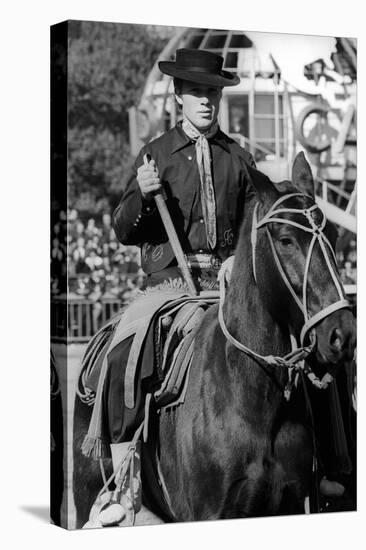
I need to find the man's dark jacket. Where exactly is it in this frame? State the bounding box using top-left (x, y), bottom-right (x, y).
top-left (113, 123), bottom-right (256, 274)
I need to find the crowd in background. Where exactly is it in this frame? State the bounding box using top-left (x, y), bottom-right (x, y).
top-left (51, 209), bottom-right (146, 307)
top-left (51, 208), bottom-right (357, 310)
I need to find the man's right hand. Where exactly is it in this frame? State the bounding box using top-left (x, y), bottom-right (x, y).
top-left (137, 155), bottom-right (162, 200)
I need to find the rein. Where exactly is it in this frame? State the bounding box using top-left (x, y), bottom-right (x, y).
top-left (218, 192), bottom-right (350, 394)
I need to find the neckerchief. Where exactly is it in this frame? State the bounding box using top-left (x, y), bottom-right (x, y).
top-left (182, 118), bottom-right (218, 249)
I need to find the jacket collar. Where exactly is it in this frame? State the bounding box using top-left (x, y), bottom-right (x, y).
top-left (170, 122), bottom-right (231, 154)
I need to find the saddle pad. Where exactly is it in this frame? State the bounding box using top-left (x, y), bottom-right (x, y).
top-left (108, 290), bottom-right (189, 354)
top-left (78, 318), bottom-right (119, 402)
top-left (123, 296), bottom-right (198, 409)
top-left (160, 302), bottom-right (203, 369)
top-left (82, 291), bottom-right (220, 459)
top-left (154, 306), bottom-right (206, 408)
top-left (123, 292), bottom-right (218, 409)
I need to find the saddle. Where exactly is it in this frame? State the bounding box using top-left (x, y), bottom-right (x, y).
top-left (78, 288), bottom-right (219, 523)
top-left (79, 288), bottom-right (219, 455)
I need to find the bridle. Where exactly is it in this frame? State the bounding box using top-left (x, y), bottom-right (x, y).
top-left (218, 192), bottom-right (350, 391)
top-left (252, 193), bottom-right (349, 346)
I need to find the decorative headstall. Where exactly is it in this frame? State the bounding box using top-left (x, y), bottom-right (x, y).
top-left (218, 193), bottom-right (350, 396)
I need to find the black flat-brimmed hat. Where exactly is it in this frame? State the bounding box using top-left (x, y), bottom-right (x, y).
top-left (158, 48), bottom-right (240, 87)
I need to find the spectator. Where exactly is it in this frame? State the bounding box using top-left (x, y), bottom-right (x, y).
top-left (101, 213), bottom-right (114, 243)
top-left (102, 256), bottom-right (111, 274)
top-left (85, 250), bottom-right (103, 272)
top-left (75, 220), bottom-right (85, 237)
top-left (73, 237), bottom-right (89, 274)
top-left (85, 218), bottom-right (100, 239)
top-left (76, 276), bottom-right (91, 297)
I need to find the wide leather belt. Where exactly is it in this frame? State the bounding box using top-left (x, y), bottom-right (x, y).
top-left (185, 253), bottom-right (222, 270)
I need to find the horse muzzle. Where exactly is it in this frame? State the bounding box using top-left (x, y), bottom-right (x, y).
top-left (313, 309), bottom-right (356, 366)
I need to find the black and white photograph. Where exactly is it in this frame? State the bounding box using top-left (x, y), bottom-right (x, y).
top-left (3, 2), bottom-right (364, 549)
top-left (50, 19), bottom-right (357, 530)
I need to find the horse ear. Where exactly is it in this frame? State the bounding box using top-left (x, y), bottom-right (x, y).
top-left (292, 151), bottom-right (315, 198)
top-left (247, 165), bottom-right (278, 205)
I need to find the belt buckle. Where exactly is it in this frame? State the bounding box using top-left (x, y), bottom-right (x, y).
top-left (195, 254), bottom-right (211, 269)
top-left (186, 253), bottom-right (221, 270)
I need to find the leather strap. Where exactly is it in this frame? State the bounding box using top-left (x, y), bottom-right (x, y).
top-left (218, 192), bottom-right (350, 390)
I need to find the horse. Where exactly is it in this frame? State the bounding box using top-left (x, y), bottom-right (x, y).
top-left (73, 152), bottom-right (356, 525)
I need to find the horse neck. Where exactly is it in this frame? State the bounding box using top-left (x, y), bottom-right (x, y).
top-left (218, 211), bottom-right (291, 429)
top-left (224, 203), bottom-right (290, 375)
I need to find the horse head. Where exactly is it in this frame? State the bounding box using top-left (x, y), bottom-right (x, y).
top-left (245, 151), bottom-right (356, 372)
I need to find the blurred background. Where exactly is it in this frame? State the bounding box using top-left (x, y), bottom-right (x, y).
top-left (50, 21), bottom-right (357, 528)
top-left (51, 22), bottom-right (357, 343)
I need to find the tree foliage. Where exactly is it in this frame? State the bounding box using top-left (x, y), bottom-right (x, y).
top-left (67, 21), bottom-right (171, 216)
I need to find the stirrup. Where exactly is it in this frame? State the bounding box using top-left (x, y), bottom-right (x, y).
top-left (84, 425), bottom-right (144, 528)
top-left (83, 491), bottom-right (134, 528)
top-left (98, 493), bottom-right (134, 527)
top-left (94, 441), bottom-right (142, 527)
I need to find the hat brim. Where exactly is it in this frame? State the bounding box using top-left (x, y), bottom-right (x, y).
top-left (158, 61), bottom-right (240, 87)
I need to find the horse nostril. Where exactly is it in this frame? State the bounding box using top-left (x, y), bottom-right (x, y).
top-left (329, 328), bottom-right (344, 352)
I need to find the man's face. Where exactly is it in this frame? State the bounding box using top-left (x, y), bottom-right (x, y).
top-left (175, 80), bottom-right (223, 131)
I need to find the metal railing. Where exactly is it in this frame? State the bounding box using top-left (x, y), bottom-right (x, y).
top-left (51, 284), bottom-right (356, 344)
top-left (51, 297), bottom-right (121, 343)
top-left (315, 177), bottom-right (356, 233)
top-left (228, 132), bottom-right (278, 158)
top-left (317, 176), bottom-right (354, 205)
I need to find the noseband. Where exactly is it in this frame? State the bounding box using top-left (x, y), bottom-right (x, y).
top-left (218, 192), bottom-right (350, 391)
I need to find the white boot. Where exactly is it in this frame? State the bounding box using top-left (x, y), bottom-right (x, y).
top-left (97, 442), bottom-right (133, 527)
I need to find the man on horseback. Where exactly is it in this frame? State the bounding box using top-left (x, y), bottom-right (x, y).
top-left (79, 48), bottom-right (349, 527)
top-left (81, 49), bottom-right (257, 525)
top-left (110, 49), bottom-right (256, 469)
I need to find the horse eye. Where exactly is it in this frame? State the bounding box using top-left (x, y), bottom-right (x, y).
top-left (279, 237), bottom-right (293, 247)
